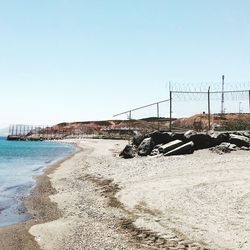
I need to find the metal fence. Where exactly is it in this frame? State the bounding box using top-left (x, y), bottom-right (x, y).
top-left (114, 79), bottom-right (250, 132)
top-left (113, 98), bottom-right (170, 132)
top-left (169, 89), bottom-right (250, 131)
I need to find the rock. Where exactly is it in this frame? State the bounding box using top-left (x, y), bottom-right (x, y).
top-left (184, 131), bottom-right (212, 150)
top-left (220, 142), bottom-right (231, 147)
top-left (209, 142), bottom-right (237, 154)
top-left (184, 130), bottom-right (197, 138)
top-left (150, 148), bottom-right (160, 156)
top-left (149, 144), bottom-right (163, 156)
top-left (234, 131), bottom-right (250, 138)
top-left (158, 140), bottom-right (184, 154)
top-left (132, 131), bottom-right (144, 147)
top-left (147, 131), bottom-right (172, 145)
top-left (119, 145), bottom-right (135, 159)
top-left (138, 137), bottom-right (155, 156)
top-left (229, 134), bottom-right (250, 147)
top-left (242, 132), bottom-right (250, 138)
top-left (241, 146), bottom-right (250, 151)
top-left (210, 132), bottom-right (230, 146)
top-left (228, 143), bottom-right (237, 151)
top-left (153, 144), bottom-right (163, 149)
top-left (164, 141), bottom-right (194, 156)
top-left (170, 132), bottom-right (185, 141)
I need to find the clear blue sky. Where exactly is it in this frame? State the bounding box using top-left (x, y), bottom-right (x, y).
top-left (1, 0), bottom-right (250, 127)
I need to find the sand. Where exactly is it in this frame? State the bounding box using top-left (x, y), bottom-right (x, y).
top-left (1, 139), bottom-right (250, 249)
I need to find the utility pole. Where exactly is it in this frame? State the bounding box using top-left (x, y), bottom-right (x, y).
top-left (249, 90), bottom-right (250, 113)
top-left (157, 102), bottom-right (160, 131)
top-left (128, 111), bottom-right (132, 144)
top-left (221, 75), bottom-right (225, 114)
top-left (169, 81), bottom-right (172, 131)
top-left (208, 86), bottom-right (211, 130)
top-left (239, 102), bottom-right (242, 114)
top-left (169, 91), bottom-right (172, 131)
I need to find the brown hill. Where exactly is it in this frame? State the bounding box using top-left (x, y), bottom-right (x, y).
top-left (46, 114), bottom-right (250, 138)
top-left (48, 118), bottom-right (170, 137)
top-left (173, 113), bottom-right (250, 131)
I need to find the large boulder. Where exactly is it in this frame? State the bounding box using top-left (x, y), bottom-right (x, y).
top-left (158, 140), bottom-right (184, 154)
top-left (164, 141), bottom-right (194, 156)
top-left (132, 131), bottom-right (144, 147)
top-left (210, 132), bottom-right (230, 146)
top-left (234, 131), bottom-right (250, 139)
top-left (229, 134), bottom-right (250, 148)
top-left (147, 131), bottom-right (172, 145)
top-left (119, 145), bottom-right (135, 159)
top-left (184, 130), bottom-right (212, 149)
top-left (171, 132), bottom-right (186, 141)
top-left (184, 130), bottom-right (197, 138)
top-left (243, 132), bottom-right (250, 139)
top-left (138, 137), bottom-right (155, 156)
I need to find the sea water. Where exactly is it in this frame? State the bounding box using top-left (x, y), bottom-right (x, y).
top-left (0, 137), bottom-right (76, 227)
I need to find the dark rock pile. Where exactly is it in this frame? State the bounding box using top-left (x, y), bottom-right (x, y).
top-left (119, 130), bottom-right (250, 158)
top-left (209, 142), bottom-right (237, 154)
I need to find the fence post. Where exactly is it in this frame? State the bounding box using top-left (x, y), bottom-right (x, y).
top-left (249, 90), bottom-right (250, 113)
top-left (19, 125), bottom-right (22, 136)
top-left (208, 86), bottom-right (211, 131)
top-left (128, 111), bottom-right (132, 144)
top-left (157, 102), bottom-right (160, 131)
top-left (169, 91), bottom-right (172, 131)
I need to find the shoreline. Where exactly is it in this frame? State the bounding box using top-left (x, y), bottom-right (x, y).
top-left (0, 143), bottom-right (81, 250)
top-left (28, 139), bottom-right (147, 250)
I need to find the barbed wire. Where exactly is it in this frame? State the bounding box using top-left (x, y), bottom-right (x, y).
top-left (172, 90), bottom-right (249, 102)
top-left (169, 81), bottom-right (250, 92)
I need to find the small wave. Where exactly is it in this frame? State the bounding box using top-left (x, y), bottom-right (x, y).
top-left (33, 166), bottom-right (44, 172)
top-left (4, 185), bottom-right (20, 191)
top-left (0, 205), bottom-right (10, 214)
top-left (3, 184), bottom-right (32, 195)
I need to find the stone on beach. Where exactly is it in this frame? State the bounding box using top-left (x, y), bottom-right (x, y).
top-left (147, 131), bottom-right (172, 145)
top-left (132, 131), bottom-right (144, 147)
top-left (138, 137), bottom-right (154, 156)
top-left (184, 130), bottom-right (212, 149)
top-left (119, 145), bottom-right (135, 159)
top-left (210, 142), bottom-right (237, 154)
top-left (210, 132), bottom-right (230, 146)
top-left (229, 134), bottom-right (250, 148)
top-left (158, 140), bottom-right (184, 154)
top-left (164, 141), bottom-right (194, 156)
top-left (123, 130), bottom-right (250, 159)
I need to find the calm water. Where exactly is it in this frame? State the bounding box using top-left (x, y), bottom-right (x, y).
top-left (0, 137), bottom-right (76, 227)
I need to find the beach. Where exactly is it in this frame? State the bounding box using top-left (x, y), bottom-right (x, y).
top-left (1, 139), bottom-right (250, 249)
